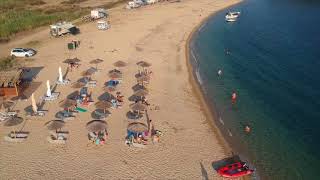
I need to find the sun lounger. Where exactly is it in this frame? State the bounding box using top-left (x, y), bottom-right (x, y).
top-left (56, 80), bottom-right (70, 85)
top-left (4, 135), bottom-right (27, 143)
top-left (87, 80), bottom-right (97, 87)
top-left (47, 135), bottom-right (66, 144)
top-left (34, 110), bottom-right (46, 116)
top-left (7, 111), bottom-right (17, 117)
top-left (0, 112), bottom-right (9, 121)
top-left (49, 131), bottom-right (69, 138)
top-left (9, 132), bottom-right (29, 138)
top-left (43, 92), bottom-right (60, 101)
top-left (88, 132), bottom-right (97, 140)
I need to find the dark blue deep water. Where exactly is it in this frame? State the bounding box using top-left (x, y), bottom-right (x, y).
top-left (190, 0), bottom-right (320, 179)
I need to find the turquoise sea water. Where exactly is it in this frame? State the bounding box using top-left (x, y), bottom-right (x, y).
top-left (190, 0), bottom-right (320, 179)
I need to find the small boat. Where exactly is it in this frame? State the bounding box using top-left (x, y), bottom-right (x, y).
top-left (225, 11), bottom-right (241, 22)
top-left (217, 161), bottom-right (254, 178)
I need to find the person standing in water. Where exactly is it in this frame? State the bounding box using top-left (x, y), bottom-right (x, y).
top-left (231, 91), bottom-right (237, 104)
top-left (217, 69), bottom-right (222, 76)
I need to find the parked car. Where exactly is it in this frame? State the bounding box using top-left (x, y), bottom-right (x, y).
top-left (11, 48), bottom-right (36, 57)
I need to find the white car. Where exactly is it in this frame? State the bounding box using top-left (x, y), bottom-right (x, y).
top-left (11, 48), bottom-right (36, 57)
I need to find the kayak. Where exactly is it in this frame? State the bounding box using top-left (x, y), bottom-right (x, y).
top-left (217, 162), bottom-right (254, 178)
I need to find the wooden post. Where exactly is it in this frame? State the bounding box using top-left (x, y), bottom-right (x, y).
top-left (14, 84), bottom-right (18, 96)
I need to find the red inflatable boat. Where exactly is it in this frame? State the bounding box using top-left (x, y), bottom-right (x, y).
top-left (217, 162), bottom-right (254, 178)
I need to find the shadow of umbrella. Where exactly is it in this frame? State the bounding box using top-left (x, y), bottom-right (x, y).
top-left (132, 84), bottom-right (146, 91)
top-left (71, 82), bottom-right (86, 89)
top-left (91, 109), bottom-right (111, 119)
top-left (4, 116), bottom-right (24, 134)
top-left (45, 120), bottom-right (65, 132)
top-left (67, 90), bottom-right (80, 100)
top-left (128, 94), bottom-right (141, 102)
top-left (113, 60), bottom-right (127, 68)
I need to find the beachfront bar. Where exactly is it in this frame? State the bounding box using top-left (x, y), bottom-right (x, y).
top-left (0, 70), bottom-right (23, 97)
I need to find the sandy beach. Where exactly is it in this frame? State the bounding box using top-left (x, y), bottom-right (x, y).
top-left (0, 0), bottom-right (240, 179)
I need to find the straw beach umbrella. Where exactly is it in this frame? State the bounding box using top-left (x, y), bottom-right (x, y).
top-left (86, 120), bottom-right (107, 132)
top-left (109, 69), bottom-right (122, 74)
top-left (64, 58), bottom-right (81, 64)
top-left (136, 61), bottom-right (151, 68)
top-left (31, 93), bottom-right (37, 113)
top-left (113, 60), bottom-right (127, 68)
top-left (127, 122), bottom-right (148, 133)
top-left (130, 102), bottom-right (147, 111)
top-left (95, 101), bottom-right (113, 114)
top-left (109, 71), bottom-right (122, 79)
top-left (90, 58), bottom-right (104, 69)
top-left (0, 100), bottom-right (14, 112)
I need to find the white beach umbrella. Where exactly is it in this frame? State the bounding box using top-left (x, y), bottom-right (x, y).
top-left (58, 66), bottom-right (63, 82)
top-left (31, 93), bottom-right (37, 113)
top-left (46, 80), bottom-right (51, 97)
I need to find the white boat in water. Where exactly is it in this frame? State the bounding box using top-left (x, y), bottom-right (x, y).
top-left (225, 11), bottom-right (241, 22)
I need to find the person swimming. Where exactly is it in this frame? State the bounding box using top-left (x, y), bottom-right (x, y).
top-left (245, 125), bottom-right (251, 133)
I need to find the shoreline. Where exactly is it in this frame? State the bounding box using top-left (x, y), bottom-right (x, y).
top-left (185, 0), bottom-right (243, 158)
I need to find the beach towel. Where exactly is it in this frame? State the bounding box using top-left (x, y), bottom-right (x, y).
top-left (75, 107), bottom-right (87, 112)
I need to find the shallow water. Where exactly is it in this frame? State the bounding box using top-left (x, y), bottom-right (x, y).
top-left (190, 0), bottom-right (320, 179)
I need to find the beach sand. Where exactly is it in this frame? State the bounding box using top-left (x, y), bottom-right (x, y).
top-left (0, 0), bottom-right (240, 179)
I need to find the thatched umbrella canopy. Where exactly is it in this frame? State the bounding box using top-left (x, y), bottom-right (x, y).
top-left (86, 120), bottom-right (107, 132)
top-left (64, 58), bottom-right (81, 64)
top-left (109, 72), bottom-right (122, 79)
top-left (134, 89), bottom-right (149, 97)
top-left (71, 82), bottom-right (86, 89)
top-left (90, 58), bottom-right (104, 65)
top-left (136, 75), bottom-right (150, 82)
top-left (95, 101), bottom-right (112, 109)
top-left (109, 69), bottom-right (122, 74)
top-left (127, 122), bottom-right (148, 133)
top-left (113, 60), bottom-right (127, 67)
top-left (46, 120), bottom-right (65, 131)
top-left (4, 117), bottom-right (23, 127)
top-left (130, 102), bottom-right (147, 111)
top-left (59, 99), bottom-right (77, 109)
top-left (137, 61), bottom-right (151, 68)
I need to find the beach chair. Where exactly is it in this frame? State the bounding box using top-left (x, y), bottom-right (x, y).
top-left (0, 112), bottom-right (9, 121)
top-left (43, 92), bottom-right (60, 101)
top-left (87, 80), bottom-right (97, 87)
top-left (47, 135), bottom-right (66, 144)
top-left (56, 79), bottom-right (70, 85)
top-left (7, 111), bottom-right (17, 117)
top-left (49, 131), bottom-right (69, 138)
top-left (33, 110), bottom-right (46, 117)
top-left (4, 135), bottom-right (27, 143)
top-left (9, 131), bottom-right (29, 138)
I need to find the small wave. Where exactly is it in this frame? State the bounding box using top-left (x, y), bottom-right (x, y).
top-left (219, 117), bottom-right (225, 125)
top-left (190, 49), bottom-right (199, 65)
top-left (195, 70), bottom-right (203, 85)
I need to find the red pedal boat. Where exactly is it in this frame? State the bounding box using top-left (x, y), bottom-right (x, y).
top-left (217, 162), bottom-right (254, 178)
